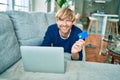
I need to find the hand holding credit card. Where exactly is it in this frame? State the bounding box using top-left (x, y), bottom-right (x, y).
top-left (78, 31), bottom-right (88, 40)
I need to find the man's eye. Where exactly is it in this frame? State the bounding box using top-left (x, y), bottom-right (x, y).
top-left (59, 18), bottom-right (64, 21)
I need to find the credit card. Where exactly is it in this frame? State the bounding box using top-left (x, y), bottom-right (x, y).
top-left (78, 31), bottom-right (88, 40)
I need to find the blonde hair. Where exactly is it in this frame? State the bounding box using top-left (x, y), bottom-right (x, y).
top-left (56, 7), bottom-right (75, 22)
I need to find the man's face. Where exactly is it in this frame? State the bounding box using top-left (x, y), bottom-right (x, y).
top-left (57, 18), bottom-right (73, 34)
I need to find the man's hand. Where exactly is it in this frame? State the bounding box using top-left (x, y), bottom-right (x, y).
top-left (71, 39), bottom-right (85, 60)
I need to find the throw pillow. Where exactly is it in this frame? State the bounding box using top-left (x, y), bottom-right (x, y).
top-left (7, 11), bottom-right (48, 46)
top-left (0, 13), bottom-right (21, 74)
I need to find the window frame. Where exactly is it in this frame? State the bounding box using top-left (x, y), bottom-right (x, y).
top-left (0, 0), bottom-right (31, 11)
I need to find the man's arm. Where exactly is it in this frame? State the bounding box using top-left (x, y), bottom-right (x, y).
top-left (71, 39), bottom-right (85, 60)
top-left (41, 28), bottom-right (52, 46)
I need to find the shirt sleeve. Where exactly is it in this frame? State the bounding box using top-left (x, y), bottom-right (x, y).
top-left (41, 27), bottom-right (52, 46)
top-left (71, 50), bottom-right (83, 61)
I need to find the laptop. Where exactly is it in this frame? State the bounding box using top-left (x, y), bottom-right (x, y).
top-left (20, 46), bottom-right (65, 73)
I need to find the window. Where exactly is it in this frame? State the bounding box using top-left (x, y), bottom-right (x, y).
top-left (0, 0), bottom-right (31, 11)
top-left (0, 0), bottom-right (8, 11)
top-left (14, 0), bottom-right (30, 11)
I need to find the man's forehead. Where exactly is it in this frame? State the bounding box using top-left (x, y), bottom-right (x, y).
top-left (60, 17), bottom-right (71, 20)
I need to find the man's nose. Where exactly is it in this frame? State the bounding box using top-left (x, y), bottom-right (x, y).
top-left (63, 20), bottom-right (67, 25)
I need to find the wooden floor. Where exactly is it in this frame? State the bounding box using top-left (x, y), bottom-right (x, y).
top-left (85, 34), bottom-right (108, 63)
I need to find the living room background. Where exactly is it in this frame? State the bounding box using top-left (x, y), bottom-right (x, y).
top-left (0, 0), bottom-right (119, 28)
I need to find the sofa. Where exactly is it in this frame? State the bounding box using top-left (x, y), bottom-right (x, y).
top-left (0, 11), bottom-right (57, 74)
top-left (0, 11), bottom-right (84, 79)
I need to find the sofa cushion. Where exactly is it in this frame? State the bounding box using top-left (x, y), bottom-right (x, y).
top-left (0, 13), bottom-right (21, 74)
top-left (7, 11), bottom-right (50, 46)
top-left (45, 12), bottom-right (56, 26)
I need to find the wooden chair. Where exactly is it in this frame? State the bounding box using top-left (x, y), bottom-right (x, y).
top-left (107, 18), bottom-right (119, 35)
top-left (87, 17), bottom-right (98, 34)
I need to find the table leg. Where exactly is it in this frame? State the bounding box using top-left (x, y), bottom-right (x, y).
top-left (99, 35), bottom-right (104, 55)
top-left (102, 16), bottom-right (107, 36)
top-left (99, 16), bottom-right (108, 55)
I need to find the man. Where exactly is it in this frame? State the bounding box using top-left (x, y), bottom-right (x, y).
top-left (41, 7), bottom-right (85, 60)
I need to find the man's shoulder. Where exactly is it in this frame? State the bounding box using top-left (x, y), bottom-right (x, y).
top-left (72, 25), bottom-right (82, 32)
top-left (47, 24), bottom-right (58, 34)
top-left (48, 23), bottom-right (58, 30)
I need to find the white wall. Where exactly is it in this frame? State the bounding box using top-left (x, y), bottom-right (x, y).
top-left (32, 0), bottom-right (47, 12)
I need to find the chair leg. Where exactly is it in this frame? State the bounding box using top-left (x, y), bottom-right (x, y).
top-left (95, 20), bottom-right (98, 34)
top-left (109, 22), bottom-right (112, 34)
top-left (87, 20), bottom-right (93, 34)
top-left (109, 21), bottom-right (119, 35)
top-left (115, 22), bottom-right (118, 35)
